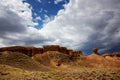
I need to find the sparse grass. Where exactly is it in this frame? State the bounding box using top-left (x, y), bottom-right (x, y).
top-left (0, 51), bottom-right (120, 80)
top-left (0, 64), bottom-right (120, 80)
top-left (0, 51), bottom-right (50, 71)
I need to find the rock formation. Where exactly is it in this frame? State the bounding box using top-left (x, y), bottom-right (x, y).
top-left (92, 48), bottom-right (99, 55)
top-left (0, 46), bottom-right (32, 57)
top-left (0, 46), bottom-right (43, 57)
top-left (102, 52), bottom-right (120, 57)
top-left (68, 49), bottom-right (82, 61)
top-left (86, 48), bottom-right (102, 61)
top-left (0, 45), bottom-right (83, 57)
top-left (32, 48), bottom-right (43, 55)
top-left (43, 45), bottom-right (60, 52)
top-left (69, 50), bottom-right (82, 57)
top-left (59, 47), bottom-right (68, 54)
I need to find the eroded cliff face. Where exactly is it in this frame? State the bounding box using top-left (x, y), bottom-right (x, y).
top-left (0, 45), bottom-right (82, 57)
top-left (0, 46), bottom-right (43, 57)
top-left (43, 45), bottom-right (60, 52)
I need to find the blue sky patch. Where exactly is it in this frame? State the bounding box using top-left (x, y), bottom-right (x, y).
top-left (24, 0), bottom-right (69, 29)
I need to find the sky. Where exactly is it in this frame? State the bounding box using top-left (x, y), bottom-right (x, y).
top-left (0, 0), bottom-right (120, 55)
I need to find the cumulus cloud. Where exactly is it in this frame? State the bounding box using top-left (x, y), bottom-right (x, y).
top-left (34, 16), bottom-right (42, 22)
top-left (42, 14), bottom-right (53, 23)
top-left (0, 0), bottom-right (51, 47)
top-left (41, 0), bottom-right (120, 51)
top-left (0, 0), bottom-right (120, 54)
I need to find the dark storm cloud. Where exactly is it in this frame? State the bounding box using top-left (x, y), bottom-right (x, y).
top-left (24, 36), bottom-right (55, 46)
top-left (0, 0), bottom-right (53, 47)
top-left (0, 8), bottom-right (28, 46)
top-left (0, 8), bottom-right (53, 47)
top-left (82, 14), bottom-right (120, 49)
top-left (0, 10), bottom-right (26, 34)
top-left (0, 10), bottom-right (27, 46)
top-left (1, 35), bottom-right (54, 47)
top-left (0, 0), bottom-right (120, 55)
top-left (36, 0), bottom-right (120, 54)
top-left (78, 1), bottom-right (120, 53)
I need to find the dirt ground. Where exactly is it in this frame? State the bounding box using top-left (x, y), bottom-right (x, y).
top-left (0, 51), bottom-right (120, 80)
top-left (0, 64), bottom-right (120, 80)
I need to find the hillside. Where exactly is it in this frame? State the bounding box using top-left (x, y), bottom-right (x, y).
top-left (0, 46), bottom-right (120, 80)
top-left (32, 51), bottom-right (73, 70)
top-left (0, 51), bottom-right (50, 71)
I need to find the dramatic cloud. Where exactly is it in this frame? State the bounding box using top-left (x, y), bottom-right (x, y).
top-left (0, 0), bottom-right (52, 47)
top-left (41, 0), bottom-right (120, 50)
top-left (0, 0), bottom-right (120, 54)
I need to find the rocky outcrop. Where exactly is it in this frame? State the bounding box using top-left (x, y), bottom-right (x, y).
top-left (32, 48), bottom-right (43, 55)
top-left (0, 46), bottom-right (32, 57)
top-left (43, 45), bottom-right (82, 56)
top-left (86, 48), bottom-right (102, 61)
top-left (43, 45), bottom-right (60, 52)
top-left (0, 46), bottom-right (43, 57)
top-left (59, 47), bottom-right (68, 54)
top-left (92, 48), bottom-right (99, 55)
top-left (69, 50), bottom-right (82, 57)
top-left (68, 49), bottom-right (82, 61)
top-left (0, 45), bottom-right (83, 57)
top-left (103, 52), bottom-right (120, 57)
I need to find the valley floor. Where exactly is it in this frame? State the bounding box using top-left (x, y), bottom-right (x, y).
top-left (0, 64), bottom-right (120, 80)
